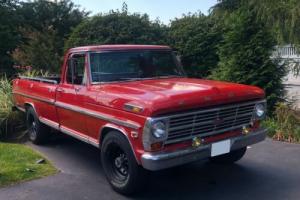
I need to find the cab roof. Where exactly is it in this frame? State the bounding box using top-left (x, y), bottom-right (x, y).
top-left (68, 44), bottom-right (172, 53)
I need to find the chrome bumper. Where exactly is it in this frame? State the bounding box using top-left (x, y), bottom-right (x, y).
top-left (141, 128), bottom-right (267, 171)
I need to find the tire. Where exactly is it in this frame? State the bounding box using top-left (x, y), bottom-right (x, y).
top-left (101, 131), bottom-right (147, 195)
top-left (26, 106), bottom-right (50, 144)
top-left (209, 147), bottom-right (247, 164)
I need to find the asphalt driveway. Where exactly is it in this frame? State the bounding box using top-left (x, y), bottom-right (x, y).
top-left (1, 135), bottom-right (300, 200)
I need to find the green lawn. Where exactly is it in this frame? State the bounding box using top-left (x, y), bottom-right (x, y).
top-left (0, 142), bottom-right (57, 187)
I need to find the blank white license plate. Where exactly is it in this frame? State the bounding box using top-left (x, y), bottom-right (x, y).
top-left (211, 139), bottom-right (231, 157)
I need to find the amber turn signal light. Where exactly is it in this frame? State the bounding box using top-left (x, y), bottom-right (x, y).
top-left (150, 142), bottom-right (163, 151)
top-left (242, 126), bottom-right (251, 135)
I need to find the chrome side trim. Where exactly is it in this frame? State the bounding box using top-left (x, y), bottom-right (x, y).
top-left (39, 117), bottom-right (59, 130)
top-left (38, 118), bottom-right (100, 148)
top-left (15, 105), bottom-right (26, 112)
top-left (88, 138), bottom-right (100, 148)
top-left (60, 126), bottom-right (89, 143)
top-left (55, 101), bottom-right (141, 130)
top-left (13, 91), bottom-right (55, 105)
top-left (60, 126), bottom-right (99, 147)
top-left (13, 91), bottom-right (141, 130)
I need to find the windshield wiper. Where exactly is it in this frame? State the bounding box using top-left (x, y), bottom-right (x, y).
top-left (118, 77), bottom-right (149, 81)
top-left (155, 75), bottom-right (184, 79)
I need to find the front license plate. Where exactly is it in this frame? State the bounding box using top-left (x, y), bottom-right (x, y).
top-left (211, 139), bottom-right (231, 157)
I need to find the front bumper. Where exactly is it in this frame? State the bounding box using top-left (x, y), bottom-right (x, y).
top-left (141, 128), bottom-right (267, 171)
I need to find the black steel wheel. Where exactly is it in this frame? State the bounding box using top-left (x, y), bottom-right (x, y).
top-left (26, 106), bottom-right (50, 144)
top-left (107, 143), bottom-right (129, 184)
top-left (101, 131), bottom-right (147, 195)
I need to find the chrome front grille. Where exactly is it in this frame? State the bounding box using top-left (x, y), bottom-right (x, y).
top-left (166, 101), bottom-right (257, 144)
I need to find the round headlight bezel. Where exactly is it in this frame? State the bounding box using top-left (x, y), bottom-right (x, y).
top-left (255, 103), bottom-right (266, 118)
top-left (151, 121), bottom-right (167, 138)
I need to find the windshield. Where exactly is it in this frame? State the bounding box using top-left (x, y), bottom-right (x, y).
top-left (89, 50), bottom-right (185, 83)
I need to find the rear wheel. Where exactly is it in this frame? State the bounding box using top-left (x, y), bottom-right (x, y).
top-left (101, 131), bottom-right (147, 195)
top-left (26, 107), bottom-right (50, 144)
top-left (209, 147), bottom-right (247, 164)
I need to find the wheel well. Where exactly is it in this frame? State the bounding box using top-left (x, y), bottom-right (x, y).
top-left (99, 126), bottom-right (139, 163)
top-left (24, 103), bottom-right (32, 111)
top-left (100, 127), bottom-right (118, 147)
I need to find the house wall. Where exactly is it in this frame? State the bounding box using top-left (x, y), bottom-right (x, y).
top-left (284, 70), bottom-right (300, 108)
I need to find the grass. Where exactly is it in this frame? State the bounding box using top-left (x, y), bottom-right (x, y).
top-left (0, 142), bottom-right (57, 187)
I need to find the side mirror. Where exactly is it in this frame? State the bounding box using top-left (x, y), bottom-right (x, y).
top-left (173, 51), bottom-right (182, 63)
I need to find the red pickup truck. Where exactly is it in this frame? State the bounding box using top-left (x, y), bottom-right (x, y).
top-left (13, 45), bottom-right (267, 194)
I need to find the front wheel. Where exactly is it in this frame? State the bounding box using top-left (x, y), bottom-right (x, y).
top-left (209, 147), bottom-right (247, 164)
top-left (101, 131), bottom-right (147, 195)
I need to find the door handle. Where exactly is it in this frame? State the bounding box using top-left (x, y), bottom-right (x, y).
top-left (74, 87), bottom-right (81, 92)
top-left (57, 88), bottom-right (64, 92)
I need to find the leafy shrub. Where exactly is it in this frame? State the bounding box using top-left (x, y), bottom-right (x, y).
top-left (261, 118), bottom-right (279, 137)
top-left (168, 13), bottom-right (222, 77)
top-left (65, 8), bottom-right (167, 50)
top-left (262, 103), bottom-right (300, 143)
top-left (0, 76), bottom-right (24, 140)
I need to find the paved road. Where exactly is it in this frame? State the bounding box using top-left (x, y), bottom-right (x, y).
top-left (1, 135), bottom-right (300, 200)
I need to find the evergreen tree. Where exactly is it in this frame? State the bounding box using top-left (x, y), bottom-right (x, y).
top-left (210, 9), bottom-right (286, 111)
top-left (0, 0), bottom-right (20, 76)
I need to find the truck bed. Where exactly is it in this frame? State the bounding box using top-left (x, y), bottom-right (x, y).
top-left (13, 75), bottom-right (60, 125)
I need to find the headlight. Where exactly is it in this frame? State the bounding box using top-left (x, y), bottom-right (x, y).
top-left (143, 118), bottom-right (168, 151)
top-left (152, 121), bottom-right (167, 138)
top-left (255, 103), bottom-right (266, 118)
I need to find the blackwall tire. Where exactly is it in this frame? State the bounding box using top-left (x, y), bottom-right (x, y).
top-left (101, 131), bottom-right (147, 195)
top-left (26, 107), bottom-right (50, 144)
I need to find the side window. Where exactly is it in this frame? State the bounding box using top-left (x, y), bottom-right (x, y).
top-left (66, 54), bottom-right (86, 85)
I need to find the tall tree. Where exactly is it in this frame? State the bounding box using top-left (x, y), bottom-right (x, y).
top-left (12, 0), bottom-right (88, 72)
top-left (0, 0), bottom-right (21, 76)
top-left (210, 9), bottom-right (286, 111)
top-left (169, 13), bottom-right (222, 77)
top-left (212, 0), bottom-right (300, 46)
top-left (12, 28), bottom-right (61, 72)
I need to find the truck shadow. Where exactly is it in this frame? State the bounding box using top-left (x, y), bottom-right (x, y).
top-left (41, 134), bottom-right (295, 200)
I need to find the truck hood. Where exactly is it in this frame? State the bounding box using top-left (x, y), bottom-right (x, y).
top-left (90, 78), bottom-right (265, 116)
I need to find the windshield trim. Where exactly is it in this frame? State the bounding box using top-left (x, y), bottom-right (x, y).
top-left (88, 50), bottom-right (186, 84)
top-left (90, 75), bottom-right (187, 85)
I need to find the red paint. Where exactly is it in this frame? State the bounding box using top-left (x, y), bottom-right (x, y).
top-left (12, 45), bottom-right (265, 164)
top-left (202, 130), bottom-right (243, 144)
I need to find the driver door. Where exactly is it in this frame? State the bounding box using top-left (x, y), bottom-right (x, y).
top-left (56, 53), bottom-right (88, 138)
